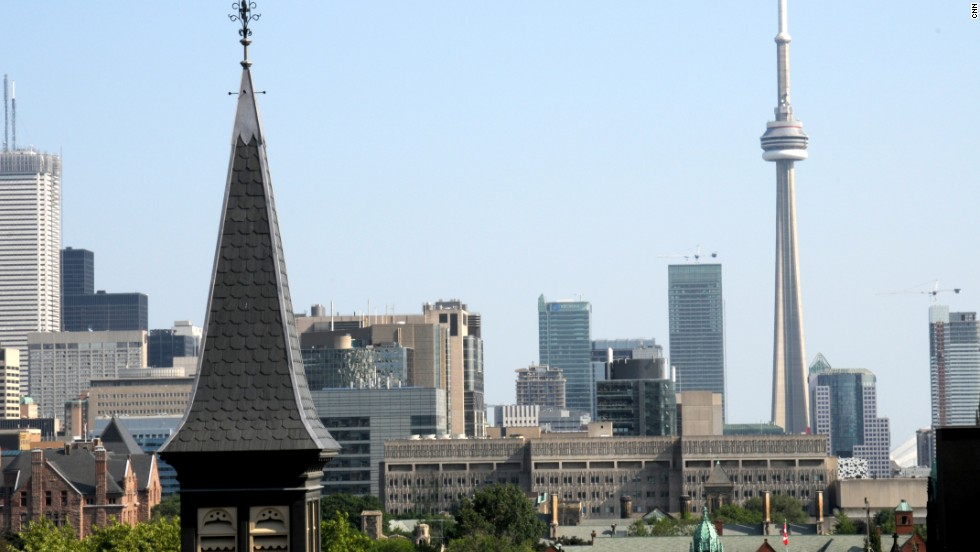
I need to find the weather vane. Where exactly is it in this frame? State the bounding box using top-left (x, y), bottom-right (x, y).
top-left (229, 2), bottom-right (261, 68)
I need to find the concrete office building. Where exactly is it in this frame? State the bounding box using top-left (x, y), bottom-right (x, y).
top-left (929, 305), bottom-right (980, 428)
top-left (590, 339), bottom-right (661, 410)
top-left (676, 391), bottom-right (724, 436)
top-left (668, 264), bottom-right (726, 419)
top-left (0, 149), bottom-right (62, 394)
top-left (596, 357), bottom-right (677, 437)
top-left (0, 348), bottom-right (20, 419)
top-left (538, 295), bottom-right (593, 415)
top-left (760, 0), bottom-right (811, 435)
top-left (808, 357), bottom-right (891, 478)
top-left (298, 299), bottom-right (484, 437)
top-left (86, 373), bottom-right (194, 432)
top-left (311, 387), bottom-right (447, 497)
top-left (382, 434), bottom-right (835, 517)
top-left (516, 364), bottom-right (566, 408)
top-left (27, 330), bottom-right (147, 422)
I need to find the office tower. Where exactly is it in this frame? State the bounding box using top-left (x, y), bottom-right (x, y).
top-left (929, 305), bottom-right (980, 427)
top-left (760, 0), bottom-right (811, 434)
top-left (515, 364), bottom-right (566, 408)
top-left (422, 300), bottom-right (482, 437)
top-left (0, 150), bottom-right (62, 393)
top-left (596, 357), bottom-right (676, 437)
top-left (27, 330), bottom-right (147, 422)
top-left (808, 356), bottom-right (891, 478)
top-left (538, 295), bottom-right (593, 414)
top-left (61, 247), bottom-right (148, 332)
top-left (463, 332), bottom-right (486, 438)
top-left (159, 18), bottom-right (340, 552)
top-left (667, 264), bottom-right (725, 418)
top-left (0, 348), bottom-right (20, 419)
top-left (916, 428), bottom-right (934, 468)
top-left (61, 247), bottom-right (94, 296)
top-left (148, 321), bottom-right (202, 368)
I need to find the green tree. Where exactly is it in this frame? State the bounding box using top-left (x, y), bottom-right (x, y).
top-left (873, 509), bottom-right (896, 535)
top-left (371, 538), bottom-right (417, 552)
top-left (451, 484), bottom-right (545, 548)
top-left (320, 494), bottom-right (385, 532)
top-left (834, 510), bottom-right (858, 535)
top-left (18, 518), bottom-right (81, 552)
top-left (321, 511), bottom-right (373, 552)
top-left (446, 533), bottom-right (535, 552)
top-left (713, 503), bottom-right (763, 525)
top-left (151, 494), bottom-right (180, 520)
top-left (629, 519), bottom-right (649, 537)
top-left (743, 495), bottom-right (808, 524)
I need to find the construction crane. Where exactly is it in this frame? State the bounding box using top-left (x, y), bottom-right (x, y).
top-left (658, 244), bottom-right (718, 263)
top-left (880, 280), bottom-right (961, 303)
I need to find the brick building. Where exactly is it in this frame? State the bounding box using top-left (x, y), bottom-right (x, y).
top-left (0, 417), bottom-right (161, 537)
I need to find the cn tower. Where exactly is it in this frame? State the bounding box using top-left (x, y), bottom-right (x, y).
top-left (760, 0), bottom-right (810, 434)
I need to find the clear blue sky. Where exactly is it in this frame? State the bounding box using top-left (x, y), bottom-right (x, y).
top-left (3, 2), bottom-right (978, 451)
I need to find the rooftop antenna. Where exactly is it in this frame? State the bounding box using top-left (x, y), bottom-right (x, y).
top-left (3, 74), bottom-right (7, 151)
top-left (10, 80), bottom-right (14, 151)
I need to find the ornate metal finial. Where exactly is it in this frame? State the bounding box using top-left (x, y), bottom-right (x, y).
top-left (229, 2), bottom-right (261, 68)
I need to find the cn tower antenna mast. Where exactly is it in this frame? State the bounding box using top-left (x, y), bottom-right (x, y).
top-left (3, 74), bottom-right (8, 152)
top-left (761, 0), bottom-right (810, 434)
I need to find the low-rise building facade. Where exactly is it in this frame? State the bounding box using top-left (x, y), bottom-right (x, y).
top-left (382, 434), bottom-right (836, 518)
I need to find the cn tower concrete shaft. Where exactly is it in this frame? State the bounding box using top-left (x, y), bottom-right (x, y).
top-left (760, 0), bottom-right (810, 434)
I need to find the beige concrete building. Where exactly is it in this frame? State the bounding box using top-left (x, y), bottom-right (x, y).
top-left (677, 391), bottom-right (723, 436)
top-left (0, 348), bottom-right (20, 420)
top-left (382, 434), bottom-right (836, 518)
top-left (298, 299), bottom-right (485, 438)
top-left (832, 478), bottom-right (928, 522)
top-left (86, 375), bottom-right (194, 431)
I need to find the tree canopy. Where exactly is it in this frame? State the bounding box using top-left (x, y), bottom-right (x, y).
top-left (451, 484), bottom-right (545, 548)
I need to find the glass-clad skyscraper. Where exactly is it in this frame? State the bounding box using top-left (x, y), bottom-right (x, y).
top-left (668, 264), bottom-right (725, 418)
top-left (538, 295), bottom-right (592, 414)
top-left (930, 305), bottom-right (980, 428)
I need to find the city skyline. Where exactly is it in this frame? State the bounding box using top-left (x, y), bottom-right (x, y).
top-left (1, 2), bottom-right (977, 449)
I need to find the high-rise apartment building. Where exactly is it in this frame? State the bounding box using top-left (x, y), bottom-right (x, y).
top-left (668, 264), bottom-right (725, 419)
top-left (61, 247), bottom-right (148, 332)
top-left (0, 348), bottom-right (20, 419)
top-left (808, 356), bottom-right (891, 478)
top-left (27, 330), bottom-right (147, 422)
top-left (515, 364), bottom-right (566, 408)
top-left (929, 306), bottom-right (980, 428)
top-left (0, 150), bottom-right (62, 393)
top-left (538, 295), bottom-right (592, 414)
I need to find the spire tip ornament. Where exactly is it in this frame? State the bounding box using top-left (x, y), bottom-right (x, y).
top-left (229, 2), bottom-right (261, 68)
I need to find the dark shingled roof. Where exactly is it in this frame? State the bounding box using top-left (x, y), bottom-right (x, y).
top-left (100, 418), bottom-right (143, 456)
top-left (160, 68), bottom-right (339, 455)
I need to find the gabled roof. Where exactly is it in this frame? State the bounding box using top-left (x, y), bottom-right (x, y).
top-left (705, 462), bottom-right (734, 488)
top-left (100, 418), bottom-right (143, 455)
top-left (160, 68), bottom-right (339, 456)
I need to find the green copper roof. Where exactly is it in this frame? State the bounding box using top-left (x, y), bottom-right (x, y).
top-left (895, 499), bottom-right (912, 512)
top-left (691, 507), bottom-right (724, 552)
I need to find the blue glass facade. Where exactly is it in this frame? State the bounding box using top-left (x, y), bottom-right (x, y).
top-left (148, 329), bottom-right (201, 368)
top-left (62, 291), bottom-right (148, 332)
top-left (61, 248), bottom-right (94, 296)
top-left (538, 295), bottom-right (593, 415)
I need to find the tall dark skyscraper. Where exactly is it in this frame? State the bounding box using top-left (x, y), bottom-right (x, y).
top-left (760, 0), bottom-right (810, 434)
top-left (60, 247), bottom-right (148, 332)
top-left (538, 295), bottom-right (593, 414)
top-left (668, 264), bottom-right (725, 419)
top-left (61, 248), bottom-right (94, 296)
